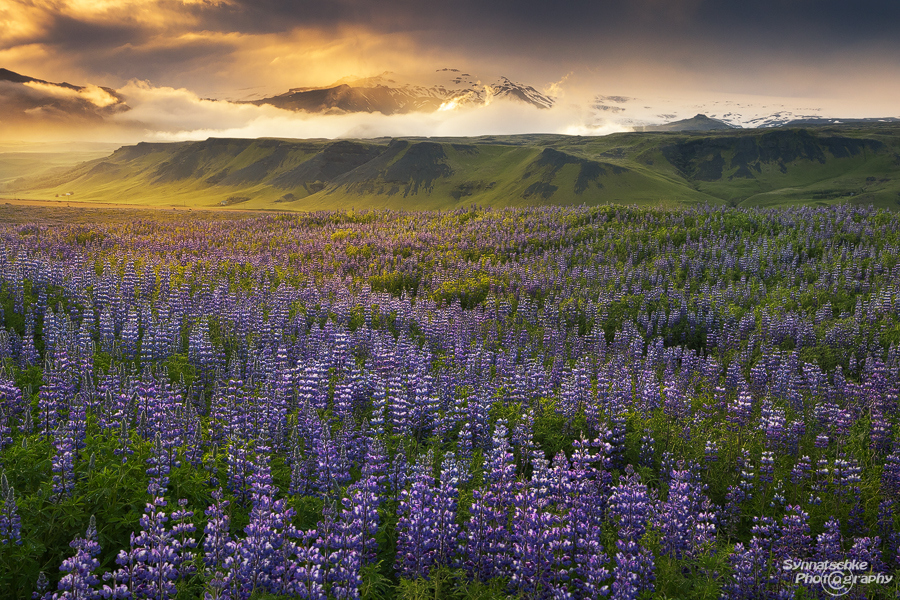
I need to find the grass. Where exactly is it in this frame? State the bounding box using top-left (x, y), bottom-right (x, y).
top-left (9, 124), bottom-right (900, 211)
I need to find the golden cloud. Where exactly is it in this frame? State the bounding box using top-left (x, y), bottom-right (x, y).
top-left (0, 1), bottom-right (48, 46)
top-left (23, 80), bottom-right (119, 107)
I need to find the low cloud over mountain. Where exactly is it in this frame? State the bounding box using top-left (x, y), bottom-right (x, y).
top-left (2, 66), bottom-right (897, 143)
top-left (0, 68), bottom-right (128, 136)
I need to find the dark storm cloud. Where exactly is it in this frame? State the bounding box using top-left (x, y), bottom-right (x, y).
top-left (98, 39), bottom-right (243, 85)
top-left (6, 0), bottom-right (898, 84)
top-left (209, 0), bottom-right (900, 50)
top-left (43, 14), bottom-right (149, 52)
top-left (8, 1), bottom-right (900, 57)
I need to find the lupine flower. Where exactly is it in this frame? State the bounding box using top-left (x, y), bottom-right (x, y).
top-left (509, 489), bottom-right (572, 600)
top-left (432, 456), bottom-right (462, 568)
top-left (724, 539), bottom-right (771, 600)
top-left (774, 505), bottom-right (811, 562)
top-left (2, 201), bottom-right (900, 600)
top-left (0, 472), bottom-right (22, 545)
top-left (610, 539), bottom-right (655, 600)
top-left (658, 465), bottom-right (715, 559)
top-left (51, 426), bottom-right (76, 502)
top-left (816, 517), bottom-right (843, 562)
top-left (346, 474), bottom-right (380, 566)
top-left (882, 448), bottom-right (900, 499)
top-left (170, 499), bottom-right (197, 579)
top-left (637, 430), bottom-right (654, 469)
top-left (203, 489), bottom-right (233, 574)
top-left (103, 497), bottom-right (181, 600)
top-left (46, 515), bottom-right (102, 600)
top-left (395, 460), bottom-right (437, 579)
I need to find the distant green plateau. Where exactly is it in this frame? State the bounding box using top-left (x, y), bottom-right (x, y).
top-left (7, 124), bottom-right (900, 210)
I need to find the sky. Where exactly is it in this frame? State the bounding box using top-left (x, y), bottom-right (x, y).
top-left (1, 0), bottom-right (899, 142)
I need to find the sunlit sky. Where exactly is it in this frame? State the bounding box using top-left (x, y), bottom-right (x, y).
top-left (1, 0), bottom-right (899, 141)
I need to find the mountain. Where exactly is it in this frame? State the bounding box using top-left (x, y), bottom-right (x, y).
top-left (634, 114), bottom-right (739, 132)
top-left (8, 123), bottom-right (900, 211)
top-left (0, 68), bottom-right (128, 126)
top-left (248, 69), bottom-right (555, 115)
top-left (781, 117), bottom-right (900, 127)
top-left (729, 112), bottom-right (900, 129)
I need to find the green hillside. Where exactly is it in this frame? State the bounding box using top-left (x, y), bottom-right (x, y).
top-left (0, 142), bottom-right (120, 187)
top-left (9, 124), bottom-right (900, 210)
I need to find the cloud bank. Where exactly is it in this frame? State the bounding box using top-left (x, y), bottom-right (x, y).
top-left (108, 79), bottom-right (628, 141)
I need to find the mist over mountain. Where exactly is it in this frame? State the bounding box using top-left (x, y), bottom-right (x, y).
top-left (1, 66), bottom-right (898, 143)
top-left (0, 68), bottom-right (128, 127)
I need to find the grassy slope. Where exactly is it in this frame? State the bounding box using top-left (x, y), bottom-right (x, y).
top-left (10, 124), bottom-right (900, 210)
top-left (0, 150), bottom-right (116, 187)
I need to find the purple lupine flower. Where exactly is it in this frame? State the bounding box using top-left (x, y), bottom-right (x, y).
top-left (511, 409), bottom-right (537, 468)
top-left (146, 433), bottom-right (171, 497)
top-left (870, 405), bottom-right (892, 454)
top-left (21, 309), bottom-right (41, 367)
top-left (567, 437), bottom-right (612, 599)
top-left (203, 489), bottom-right (233, 574)
top-left (47, 515), bottom-right (102, 600)
top-left (609, 466), bottom-right (651, 543)
top-left (637, 430), bottom-right (654, 469)
top-left (462, 420), bottom-right (517, 581)
top-left (102, 496), bottom-right (180, 600)
top-left (226, 478), bottom-right (299, 600)
top-left (39, 359), bottom-right (71, 438)
top-left (1, 472), bottom-right (22, 545)
top-left (282, 528), bottom-right (327, 600)
top-left (360, 435), bottom-right (388, 494)
top-left (170, 499), bottom-right (197, 579)
top-left (395, 457), bottom-right (437, 579)
top-left (51, 426), bottom-right (76, 502)
top-left (758, 450), bottom-right (775, 486)
top-left (608, 466), bottom-right (654, 599)
top-left (658, 465), bottom-right (715, 560)
top-left (456, 422), bottom-right (474, 486)
top-left (509, 488), bottom-right (572, 600)
top-left (430, 456), bottom-right (462, 568)
top-left (774, 505), bottom-right (811, 564)
top-left (816, 517), bottom-right (843, 562)
top-left (882, 448), bottom-right (900, 499)
top-left (703, 440), bottom-right (719, 467)
top-left (34, 571), bottom-right (50, 600)
top-left (759, 399), bottom-right (787, 450)
top-left (0, 408), bottom-right (14, 451)
top-left (848, 536), bottom-right (885, 575)
top-left (463, 486), bottom-right (510, 582)
top-left (724, 450), bottom-right (754, 531)
top-left (609, 539), bottom-right (655, 600)
top-left (314, 426), bottom-right (352, 495)
top-left (724, 539), bottom-right (770, 600)
top-left (790, 455), bottom-right (811, 485)
top-left (317, 491), bottom-right (366, 600)
top-left (225, 438), bottom-right (253, 505)
top-left (727, 515), bottom-right (779, 599)
top-left (876, 500), bottom-right (899, 570)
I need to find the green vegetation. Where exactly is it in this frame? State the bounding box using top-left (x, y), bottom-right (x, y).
top-left (8, 124), bottom-right (900, 211)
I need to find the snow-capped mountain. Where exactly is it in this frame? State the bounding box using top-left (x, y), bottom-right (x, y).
top-left (249, 68), bottom-right (555, 115)
top-left (584, 93), bottom-right (900, 132)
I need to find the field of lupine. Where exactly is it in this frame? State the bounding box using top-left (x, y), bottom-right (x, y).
top-left (0, 204), bottom-right (898, 599)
